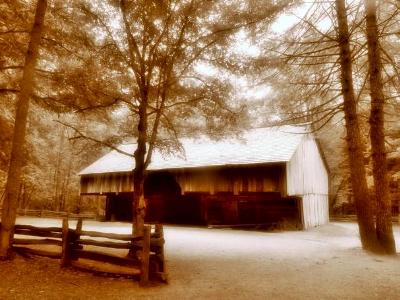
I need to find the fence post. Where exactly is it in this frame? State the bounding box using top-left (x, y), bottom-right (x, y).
top-left (139, 225), bottom-right (151, 286)
top-left (74, 218), bottom-right (83, 255)
top-left (61, 218), bottom-right (70, 267)
top-left (155, 224), bottom-right (165, 271)
top-left (154, 224), bottom-right (168, 282)
top-left (76, 218), bottom-right (82, 236)
top-left (154, 224), bottom-right (162, 236)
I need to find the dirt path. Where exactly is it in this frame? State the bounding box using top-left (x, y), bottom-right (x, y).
top-left (0, 218), bottom-right (399, 299)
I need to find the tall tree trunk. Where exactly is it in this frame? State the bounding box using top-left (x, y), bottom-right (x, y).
top-left (335, 0), bottom-right (382, 253)
top-left (364, 0), bottom-right (396, 254)
top-left (133, 92), bottom-right (148, 238)
top-left (54, 127), bottom-right (65, 211)
top-left (61, 152), bottom-right (73, 212)
top-left (0, 0), bottom-right (47, 259)
top-left (119, 0), bottom-right (148, 238)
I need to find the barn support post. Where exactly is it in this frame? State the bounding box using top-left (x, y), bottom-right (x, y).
top-left (201, 195), bottom-right (209, 225)
top-left (227, 196), bottom-right (238, 224)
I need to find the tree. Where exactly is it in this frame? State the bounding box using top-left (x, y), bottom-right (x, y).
top-left (1, 0), bottom-right (130, 214)
top-left (257, 0), bottom-right (399, 253)
top-left (0, 0), bottom-right (30, 186)
top-left (363, 0), bottom-right (396, 254)
top-left (335, 0), bottom-right (381, 252)
top-left (0, 0), bottom-right (47, 259)
top-left (63, 0), bottom-right (287, 237)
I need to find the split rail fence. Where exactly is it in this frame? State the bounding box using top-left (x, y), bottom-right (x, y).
top-left (2, 219), bottom-right (167, 285)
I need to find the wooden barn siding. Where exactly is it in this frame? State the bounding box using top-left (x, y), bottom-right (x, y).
top-left (286, 135), bottom-right (329, 228)
top-left (80, 165), bottom-right (286, 195)
top-left (80, 173), bottom-right (133, 194)
top-left (174, 166), bottom-right (284, 194)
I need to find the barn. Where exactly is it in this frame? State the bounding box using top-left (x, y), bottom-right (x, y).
top-left (79, 126), bottom-right (329, 229)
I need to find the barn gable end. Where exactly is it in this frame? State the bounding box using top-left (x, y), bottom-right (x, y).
top-left (286, 134), bottom-right (329, 228)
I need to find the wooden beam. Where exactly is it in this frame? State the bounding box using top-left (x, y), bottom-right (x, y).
top-left (13, 246), bottom-right (61, 259)
top-left (77, 238), bottom-right (131, 249)
top-left (79, 230), bottom-right (142, 242)
top-left (13, 238), bottom-right (62, 246)
top-left (14, 229), bottom-right (62, 239)
top-left (72, 249), bottom-right (141, 267)
top-left (15, 224), bottom-right (62, 232)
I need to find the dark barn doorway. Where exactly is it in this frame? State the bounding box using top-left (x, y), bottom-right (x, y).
top-left (104, 172), bottom-right (203, 224)
top-left (145, 172), bottom-right (204, 225)
top-left (144, 171), bottom-right (182, 223)
top-left (105, 192), bottom-right (132, 221)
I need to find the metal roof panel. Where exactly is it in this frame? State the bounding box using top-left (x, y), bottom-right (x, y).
top-left (78, 126), bottom-right (307, 175)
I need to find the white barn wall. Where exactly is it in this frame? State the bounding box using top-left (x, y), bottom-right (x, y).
top-left (286, 135), bottom-right (329, 228)
top-left (301, 194), bottom-right (329, 229)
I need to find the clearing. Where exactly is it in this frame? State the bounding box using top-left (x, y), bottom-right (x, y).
top-left (0, 217), bottom-right (399, 300)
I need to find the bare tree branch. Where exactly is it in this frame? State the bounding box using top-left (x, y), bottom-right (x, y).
top-left (56, 120), bottom-right (134, 158)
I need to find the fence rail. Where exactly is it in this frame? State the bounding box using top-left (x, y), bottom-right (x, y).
top-left (4, 219), bottom-right (167, 285)
top-left (330, 215), bottom-right (400, 223)
top-left (16, 209), bottom-right (97, 220)
top-left (13, 223), bottom-right (65, 259)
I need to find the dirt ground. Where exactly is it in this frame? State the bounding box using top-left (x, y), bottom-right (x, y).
top-left (0, 217), bottom-right (399, 300)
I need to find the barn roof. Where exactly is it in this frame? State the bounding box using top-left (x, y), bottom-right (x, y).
top-left (78, 126), bottom-right (307, 175)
